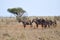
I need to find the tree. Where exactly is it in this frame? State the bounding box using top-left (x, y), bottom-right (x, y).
top-left (7, 7), bottom-right (26, 22)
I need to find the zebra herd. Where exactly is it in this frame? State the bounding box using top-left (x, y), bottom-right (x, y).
top-left (19, 18), bottom-right (57, 29)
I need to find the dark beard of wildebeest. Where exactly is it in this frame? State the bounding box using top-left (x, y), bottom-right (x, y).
top-left (21, 20), bottom-right (32, 28)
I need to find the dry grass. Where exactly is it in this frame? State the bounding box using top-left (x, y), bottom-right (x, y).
top-left (0, 17), bottom-right (60, 40)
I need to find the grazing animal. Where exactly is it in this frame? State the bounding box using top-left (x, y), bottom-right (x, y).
top-left (32, 19), bottom-right (38, 28)
top-left (18, 17), bottom-right (57, 29)
top-left (41, 19), bottom-right (47, 28)
top-left (36, 19), bottom-right (43, 28)
top-left (32, 18), bottom-right (47, 28)
top-left (52, 20), bottom-right (57, 27)
top-left (22, 19), bottom-right (32, 28)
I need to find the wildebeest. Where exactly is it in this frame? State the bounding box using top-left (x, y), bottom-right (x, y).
top-left (51, 20), bottom-right (57, 27)
top-left (32, 18), bottom-right (47, 28)
top-left (32, 19), bottom-right (38, 28)
top-left (32, 18), bottom-right (57, 28)
top-left (18, 17), bottom-right (57, 29)
top-left (21, 19), bottom-right (32, 28)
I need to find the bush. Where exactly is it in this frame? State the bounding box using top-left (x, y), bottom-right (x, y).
top-left (54, 16), bottom-right (60, 21)
top-left (16, 16), bottom-right (28, 22)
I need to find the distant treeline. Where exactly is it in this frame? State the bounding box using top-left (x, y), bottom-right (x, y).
top-left (0, 16), bottom-right (60, 21)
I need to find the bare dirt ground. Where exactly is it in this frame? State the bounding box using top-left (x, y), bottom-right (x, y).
top-left (0, 17), bottom-right (60, 40)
